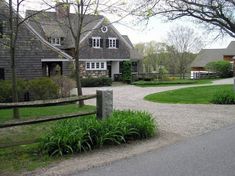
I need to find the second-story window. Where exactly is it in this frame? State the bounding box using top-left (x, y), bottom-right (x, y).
top-left (108, 38), bottom-right (117, 48)
top-left (49, 37), bottom-right (62, 46)
top-left (92, 37), bottom-right (101, 48)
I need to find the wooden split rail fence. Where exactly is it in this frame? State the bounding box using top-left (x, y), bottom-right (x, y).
top-left (0, 89), bottom-right (113, 129)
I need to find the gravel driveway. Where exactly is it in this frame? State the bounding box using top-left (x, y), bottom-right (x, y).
top-left (31, 78), bottom-right (235, 176)
top-left (82, 78), bottom-right (235, 137)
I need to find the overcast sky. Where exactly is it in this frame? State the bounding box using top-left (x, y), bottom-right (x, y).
top-left (20, 0), bottom-right (234, 50)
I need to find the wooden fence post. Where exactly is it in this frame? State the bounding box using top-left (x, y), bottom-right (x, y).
top-left (96, 89), bottom-right (113, 120)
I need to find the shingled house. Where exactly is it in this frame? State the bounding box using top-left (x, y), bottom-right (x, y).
top-left (0, 0), bottom-right (73, 81)
top-left (26, 3), bottom-right (142, 80)
top-left (191, 41), bottom-right (235, 79)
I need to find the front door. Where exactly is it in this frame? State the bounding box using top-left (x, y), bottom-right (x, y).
top-left (107, 61), bottom-right (112, 78)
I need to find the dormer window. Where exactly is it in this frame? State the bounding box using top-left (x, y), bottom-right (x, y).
top-left (49, 37), bottom-right (62, 46)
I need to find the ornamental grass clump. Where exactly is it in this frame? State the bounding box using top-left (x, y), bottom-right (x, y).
top-left (211, 90), bottom-right (235, 104)
top-left (40, 110), bottom-right (157, 156)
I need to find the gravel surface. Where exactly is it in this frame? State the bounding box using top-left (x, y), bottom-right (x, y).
top-left (28, 78), bottom-right (235, 176)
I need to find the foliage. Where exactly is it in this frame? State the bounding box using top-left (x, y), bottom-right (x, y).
top-left (133, 79), bottom-right (212, 87)
top-left (206, 60), bottom-right (233, 78)
top-left (81, 76), bottom-right (112, 87)
top-left (122, 61), bottom-right (132, 83)
top-left (0, 80), bottom-right (28, 103)
top-left (158, 67), bottom-right (169, 81)
top-left (40, 110), bottom-right (157, 156)
top-left (140, 0), bottom-right (235, 38)
top-left (51, 76), bottom-right (76, 98)
top-left (211, 90), bottom-right (235, 104)
top-left (29, 77), bottom-right (59, 100)
top-left (145, 85), bottom-right (233, 104)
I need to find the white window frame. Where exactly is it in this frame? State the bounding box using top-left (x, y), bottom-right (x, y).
top-left (50, 37), bottom-right (61, 46)
top-left (108, 37), bottom-right (117, 49)
top-left (92, 37), bottom-right (101, 48)
top-left (86, 62), bottom-right (107, 70)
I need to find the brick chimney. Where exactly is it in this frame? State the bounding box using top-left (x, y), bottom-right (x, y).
top-left (56, 2), bottom-right (70, 18)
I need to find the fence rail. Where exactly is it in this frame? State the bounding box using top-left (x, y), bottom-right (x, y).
top-left (0, 94), bottom-right (97, 109)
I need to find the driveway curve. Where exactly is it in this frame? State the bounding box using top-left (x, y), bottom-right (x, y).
top-left (82, 78), bottom-right (235, 137)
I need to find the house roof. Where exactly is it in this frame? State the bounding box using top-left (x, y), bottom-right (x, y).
top-left (191, 40), bottom-right (235, 67)
top-left (26, 10), bottom-right (104, 49)
top-left (0, 1), bottom-right (72, 60)
top-left (224, 41), bottom-right (235, 55)
top-left (191, 49), bottom-right (224, 67)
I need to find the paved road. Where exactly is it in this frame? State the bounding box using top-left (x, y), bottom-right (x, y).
top-left (73, 123), bottom-right (235, 176)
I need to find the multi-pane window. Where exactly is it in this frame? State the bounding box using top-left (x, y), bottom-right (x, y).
top-left (92, 37), bottom-right (101, 48)
top-left (86, 62), bottom-right (106, 70)
top-left (49, 37), bottom-right (61, 46)
top-left (108, 38), bottom-right (117, 48)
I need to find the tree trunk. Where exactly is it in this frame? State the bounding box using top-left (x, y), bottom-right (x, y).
top-left (74, 48), bottom-right (84, 107)
top-left (9, 0), bottom-right (20, 119)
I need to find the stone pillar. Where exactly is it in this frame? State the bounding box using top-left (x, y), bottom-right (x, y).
top-left (96, 89), bottom-right (113, 120)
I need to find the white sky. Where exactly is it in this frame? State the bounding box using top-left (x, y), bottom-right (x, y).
top-left (20, 0), bottom-right (235, 50)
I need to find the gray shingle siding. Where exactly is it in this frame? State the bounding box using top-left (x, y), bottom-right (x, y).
top-left (0, 1), bottom-right (72, 80)
top-left (80, 23), bottom-right (131, 60)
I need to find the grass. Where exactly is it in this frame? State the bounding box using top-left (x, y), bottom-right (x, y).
top-left (0, 104), bottom-right (95, 175)
top-left (145, 85), bottom-right (234, 104)
top-left (41, 110), bottom-right (157, 156)
top-left (133, 79), bottom-right (213, 87)
top-left (0, 104), bottom-right (95, 123)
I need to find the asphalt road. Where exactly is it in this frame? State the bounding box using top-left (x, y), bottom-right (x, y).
top-left (73, 124), bottom-right (235, 176)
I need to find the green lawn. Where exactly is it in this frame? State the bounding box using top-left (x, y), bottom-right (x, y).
top-left (145, 85), bottom-right (234, 104)
top-left (133, 79), bottom-right (213, 87)
top-left (0, 104), bottom-right (95, 175)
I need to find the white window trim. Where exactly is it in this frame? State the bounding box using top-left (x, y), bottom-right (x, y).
top-left (50, 37), bottom-right (61, 46)
top-left (108, 37), bottom-right (117, 49)
top-left (92, 37), bottom-right (101, 48)
top-left (86, 61), bottom-right (107, 70)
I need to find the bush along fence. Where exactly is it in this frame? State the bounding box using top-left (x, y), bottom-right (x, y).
top-left (0, 89), bottom-right (113, 129)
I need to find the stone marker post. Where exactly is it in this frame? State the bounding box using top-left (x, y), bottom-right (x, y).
top-left (96, 89), bottom-right (113, 120)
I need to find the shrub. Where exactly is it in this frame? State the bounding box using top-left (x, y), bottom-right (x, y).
top-left (122, 61), bottom-right (132, 83)
top-left (51, 76), bottom-right (76, 98)
top-left (40, 110), bottom-right (157, 156)
top-left (211, 90), bottom-right (235, 104)
top-left (29, 77), bottom-right (59, 100)
top-left (206, 61), bottom-right (233, 78)
top-left (81, 76), bottom-right (112, 87)
top-left (0, 80), bottom-right (28, 103)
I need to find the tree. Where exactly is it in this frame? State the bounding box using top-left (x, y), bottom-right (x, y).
top-left (135, 41), bottom-right (167, 73)
top-left (140, 0), bottom-right (235, 37)
top-left (206, 60), bottom-right (233, 78)
top-left (0, 0), bottom-right (53, 118)
top-left (166, 26), bottom-right (202, 79)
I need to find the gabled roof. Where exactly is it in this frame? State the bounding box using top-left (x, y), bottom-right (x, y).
top-left (122, 35), bottom-right (134, 48)
top-left (0, 1), bottom-right (72, 60)
top-left (224, 41), bottom-right (235, 55)
top-left (191, 40), bottom-right (235, 67)
top-left (191, 49), bottom-right (224, 67)
top-left (26, 10), bottom-right (104, 49)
